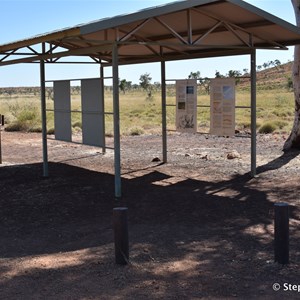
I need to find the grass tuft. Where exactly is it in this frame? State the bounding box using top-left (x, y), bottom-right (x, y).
top-left (258, 122), bottom-right (277, 134)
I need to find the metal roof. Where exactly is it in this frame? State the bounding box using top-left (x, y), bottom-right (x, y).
top-left (1, 0), bottom-right (300, 66)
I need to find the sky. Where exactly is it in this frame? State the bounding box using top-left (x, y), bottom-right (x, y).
top-left (0, 0), bottom-right (297, 87)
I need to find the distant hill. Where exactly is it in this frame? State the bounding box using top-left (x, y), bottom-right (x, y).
top-left (239, 61), bottom-right (293, 90)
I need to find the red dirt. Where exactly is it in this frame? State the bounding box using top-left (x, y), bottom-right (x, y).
top-left (0, 131), bottom-right (299, 299)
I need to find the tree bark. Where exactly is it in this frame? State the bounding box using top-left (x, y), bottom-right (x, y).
top-left (284, 0), bottom-right (300, 150)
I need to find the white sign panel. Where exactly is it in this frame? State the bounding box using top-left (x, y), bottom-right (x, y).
top-left (54, 80), bottom-right (72, 142)
top-left (210, 78), bottom-right (235, 136)
top-left (81, 78), bottom-right (105, 147)
top-left (176, 79), bottom-right (197, 133)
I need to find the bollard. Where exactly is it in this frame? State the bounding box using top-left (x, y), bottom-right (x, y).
top-left (1, 115), bottom-right (4, 126)
top-left (113, 207), bottom-right (129, 265)
top-left (274, 202), bottom-right (289, 264)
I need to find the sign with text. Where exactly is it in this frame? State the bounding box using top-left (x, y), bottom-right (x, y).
top-left (210, 78), bottom-right (235, 136)
top-left (176, 79), bottom-right (197, 133)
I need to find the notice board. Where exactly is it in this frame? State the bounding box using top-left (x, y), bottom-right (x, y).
top-left (176, 79), bottom-right (197, 133)
top-left (210, 78), bottom-right (235, 136)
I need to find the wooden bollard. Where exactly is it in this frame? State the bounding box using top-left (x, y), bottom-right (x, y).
top-left (113, 207), bottom-right (129, 265)
top-left (274, 202), bottom-right (289, 264)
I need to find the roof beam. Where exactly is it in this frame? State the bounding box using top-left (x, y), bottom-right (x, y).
top-left (154, 17), bottom-right (189, 45)
top-left (0, 43), bottom-right (113, 66)
top-left (119, 18), bottom-right (151, 42)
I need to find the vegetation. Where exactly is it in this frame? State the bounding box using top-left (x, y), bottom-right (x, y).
top-left (0, 61), bottom-right (295, 137)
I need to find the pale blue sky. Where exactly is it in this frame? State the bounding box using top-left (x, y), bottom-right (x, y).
top-left (0, 0), bottom-right (296, 87)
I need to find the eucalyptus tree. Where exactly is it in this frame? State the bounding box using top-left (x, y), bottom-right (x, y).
top-left (284, 0), bottom-right (300, 150)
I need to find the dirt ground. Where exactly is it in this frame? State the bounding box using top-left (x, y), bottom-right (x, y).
top-left (0, 130), bottom-right (300, 299)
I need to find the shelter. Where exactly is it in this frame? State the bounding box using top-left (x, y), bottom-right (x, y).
top-left (1, 0), bottom-right (300, 197)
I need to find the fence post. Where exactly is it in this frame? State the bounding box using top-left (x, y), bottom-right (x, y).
top-left (113, 207), bottom-right (129, 265)
top-left (274, 202), bottom-right (289, 264)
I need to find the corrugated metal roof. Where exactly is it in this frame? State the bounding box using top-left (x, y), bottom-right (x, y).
top-left (1, 0), bottom-right (300, 66)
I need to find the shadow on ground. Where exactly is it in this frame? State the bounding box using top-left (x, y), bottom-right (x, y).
top-left (0, 161), bottom-right (299, 299)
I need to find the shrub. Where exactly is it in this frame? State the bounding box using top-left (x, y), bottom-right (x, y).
top-left (47, 128), bottom-right (55, 135)
top-left (129, 126), bottom-right (144, 136)
top-left (5, 122), bottom-right (24, 132)
top-left (274, 120), bottom-right (288, 129)
top-left (28, 126), bottom-right (42, 133)
top-left (5, 101), bottom-right (41, 132)
top-left (258, 122), bottom-right (277, 134)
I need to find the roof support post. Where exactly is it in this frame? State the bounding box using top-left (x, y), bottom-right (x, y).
top-left (250, 49), bottom-right (257, 177)
top-left (161, 60), bottom-right (167, 163)
top-left (100, 64), bottom-right (106, 154)
top-left (40, 43), bottom-right (48, 177)
top-left (112, 43), bottom-right (121, 198)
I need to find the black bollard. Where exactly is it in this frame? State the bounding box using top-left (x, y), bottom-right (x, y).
top-left (113, 207), bottom-right (129, 265)
top-left (274, 202), bottom-right (289, 264)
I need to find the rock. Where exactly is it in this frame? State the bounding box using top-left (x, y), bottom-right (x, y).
top-left (227, 150), bottom-right (241, 159)
top-left (152, 157), bottom-right (161, 162)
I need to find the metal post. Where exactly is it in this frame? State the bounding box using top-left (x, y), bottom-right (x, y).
top-left (112, 43), bottom-right (121, 198)
top-left (274, 202), bottom-right (289, 264)
top-left (0, 114), bottom-right (2, 164)
top-left (40, 43), bottom-right (48, 177)
top-left (161, 60), bottom-right (167, 163)
top-left (113, 207), bottom-right (129, 265)
top-left (100, 64), bottom-right (106, 154)
top-left (250, 50), bottom-right (257, 177)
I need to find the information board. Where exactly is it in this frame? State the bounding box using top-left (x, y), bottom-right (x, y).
top-left (210, 78), bottom-right (235, 136)
top-left (176, 79), bottom-right (197, 133)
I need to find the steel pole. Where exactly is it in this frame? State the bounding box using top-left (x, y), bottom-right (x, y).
top-left (40, 43), bottom-right (48, 177)
top-left (0, 114), bottom-right (2, 164)
top-left (100, 64), bottom-right (106, 154)
top-left (250, 50), bottom-right (257, 177)
top-left (112, 43), bottom-right (121, 198)
top-left (161, 60), bottom-right (167, 163)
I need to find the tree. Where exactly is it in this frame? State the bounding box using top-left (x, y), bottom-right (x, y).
top-left (215, 71), bottom-right (224, 78)
top-left (139, 73), bottom-right (153, 99)
top-left (119, 79), bottom-right (132, 94)
top-left (188, 71), bottom-right (201, 79)
top-left (199, 77), bottom-right (210, 94)
top-left (227, 70), bottom-right (242, 84)
top-left (284, 0), bottom-right (300, 150)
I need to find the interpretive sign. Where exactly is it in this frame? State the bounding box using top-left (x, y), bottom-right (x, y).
top-left (210, 78), bottom-right (235, 136)
top-left (176, 79), bottom-right (197, 133)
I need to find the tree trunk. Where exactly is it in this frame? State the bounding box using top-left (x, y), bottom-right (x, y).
top-left (284, 0), bottom-right (300, 150)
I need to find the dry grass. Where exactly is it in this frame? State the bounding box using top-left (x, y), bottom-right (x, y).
top-left (0, 86), bottom-right (295, 135)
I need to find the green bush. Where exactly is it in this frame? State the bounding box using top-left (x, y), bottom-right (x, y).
top-left (18, 110), bottom-right (37, 122)
top-left (258, 122), bottom-right (277, 134)
top-left (28, 126), bottom-right (42, 133)
top-left (5, 122), bottom-right (24, 132)
top-left (129, 126), bottom-right (144, 136)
